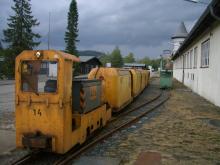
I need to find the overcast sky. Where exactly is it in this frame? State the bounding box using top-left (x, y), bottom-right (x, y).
top-left (0, 0), bottom-right (208, 58)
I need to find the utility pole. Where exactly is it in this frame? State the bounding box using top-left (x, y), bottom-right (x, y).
top-left (48, 12), bottom-right (51, 50)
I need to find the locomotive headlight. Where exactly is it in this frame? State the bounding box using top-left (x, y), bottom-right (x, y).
top-left (35, 51), bottom-right (41, 58)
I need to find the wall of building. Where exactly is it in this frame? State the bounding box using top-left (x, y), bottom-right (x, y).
top-left (172, 38), bottom-right (185, 54)
top-left (173, 22), bottom-right (220, 107)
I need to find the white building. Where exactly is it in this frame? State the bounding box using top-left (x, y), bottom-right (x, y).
top-left (172, 0), bottom-right (220, 107)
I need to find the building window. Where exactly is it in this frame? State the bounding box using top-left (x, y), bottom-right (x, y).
top-left (184, 54), bottom-right (186, 69)
top-left (190, 49), bottom-right (193, 69)
top-left (187, 52), bottom-right (190, 69)
top-left (177, 57), bottom-right (180, 69)
top-left (194, 47), bottom-right (197, 68)
top-left (176, 58), bottom-right (178, 69)
top-left (201, 39), bottom-right (210, 67)
top-left (191, 73), bottom-right (194, 80)
top-left (181, 56), bottom-right (183, 69)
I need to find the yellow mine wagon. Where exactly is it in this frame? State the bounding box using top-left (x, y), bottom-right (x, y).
top-left (139, 69), bottom-right (150, 89)
top-left (129, 69), bottom-right (142, 98)
top-left (143, 70), bottom-right (150, 86)
top-left (140, 70), bottom-right (146, 91)
top-left (88, 67), bottom-right (132, 112)
top-left (147, 71), bottom-right (150, 86)
top-left (15, 50), bottom-right (111, 154)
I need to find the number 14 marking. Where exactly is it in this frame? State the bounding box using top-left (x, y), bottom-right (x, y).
top-left (32, 109), bottom-right (42, 116)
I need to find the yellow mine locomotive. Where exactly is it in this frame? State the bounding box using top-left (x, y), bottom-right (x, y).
top-left (15, 50), bottom-right (150, 154)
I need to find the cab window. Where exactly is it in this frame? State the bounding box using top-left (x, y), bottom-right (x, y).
top-left (21, 60), bottom-right (58, 93)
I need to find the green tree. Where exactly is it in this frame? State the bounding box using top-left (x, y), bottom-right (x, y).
top-left (137, 56), bottom-right (161, 70)
top-left (138, 56), bottom-right (151, 65)
top-left (151, 59), bottom-right (161, 70)
top-left (123, 52), bottom-right (135, 63)
top-left (0, 49), bottom-right (16, 78)
top-left (100, 53), bottom-right (111, 66)
top-left (65, 0), bottom-right (79, 56)
top-left (2, 0), bottom-right (40, 77)
top-left (3, 0), bottom-right (40, 54)
top-left (111, 46), bottom-right (123, 68)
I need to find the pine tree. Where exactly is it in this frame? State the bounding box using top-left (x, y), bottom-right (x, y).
top-left (65, 0), bottom-right (79, 56)
top-left (2, 0), bottom-right (40, 54)
top-left (111, 46), bottom-right (124, 68)
top-left (100, 53), bottom-right (112, 66)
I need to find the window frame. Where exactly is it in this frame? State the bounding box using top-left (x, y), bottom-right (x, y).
top-left (190, 49), bottom-right (193, 69)
top-left (184, 54), bottom-right (187, 69)
top-left (193, 46), bottom-right (198, 69)
top-left (201, 39), bottom-right (210, 68)
top-left (187, 52), bottom-right (190, 69)
top-left (20, 60), bottom-right (59, 95)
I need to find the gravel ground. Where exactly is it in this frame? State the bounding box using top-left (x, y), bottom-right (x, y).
top-left (79, 78), bottom-right (220, 165)
top-left (0, 82), bottom-right (15, 131)
top-left (0, 130), bottom-right (15, 154)
top-left (0, 80), bottom-right (15, 86)
top-left (0, 82), bottom-right (16, 156)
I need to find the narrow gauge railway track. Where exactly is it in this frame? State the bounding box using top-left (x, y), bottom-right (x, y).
top-left (11, 151), bottom-right (39, 165)
top-left (110, 90), bottom-right (162, 122)
top-left (54, 90), bottom-right (170, 165)
top-left (11, 88), bottom-right (169, 165)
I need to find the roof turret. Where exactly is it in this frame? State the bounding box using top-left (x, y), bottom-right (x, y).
top-left (171, 22), bottom-right (188, 39)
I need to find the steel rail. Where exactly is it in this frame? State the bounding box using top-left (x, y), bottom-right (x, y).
top-left (110, 90), bottom-right (162, 122)
top-left (11, 151), bottom-right (39, 165)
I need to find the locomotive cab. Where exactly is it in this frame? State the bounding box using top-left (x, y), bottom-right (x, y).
top-left (15, 50), bottom-right (111, 153)
top-left (15, 50), bottom-right (78, 153)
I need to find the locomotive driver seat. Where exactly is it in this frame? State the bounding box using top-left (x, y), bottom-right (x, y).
top-left (44, 79), bottom-right (57, 93)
